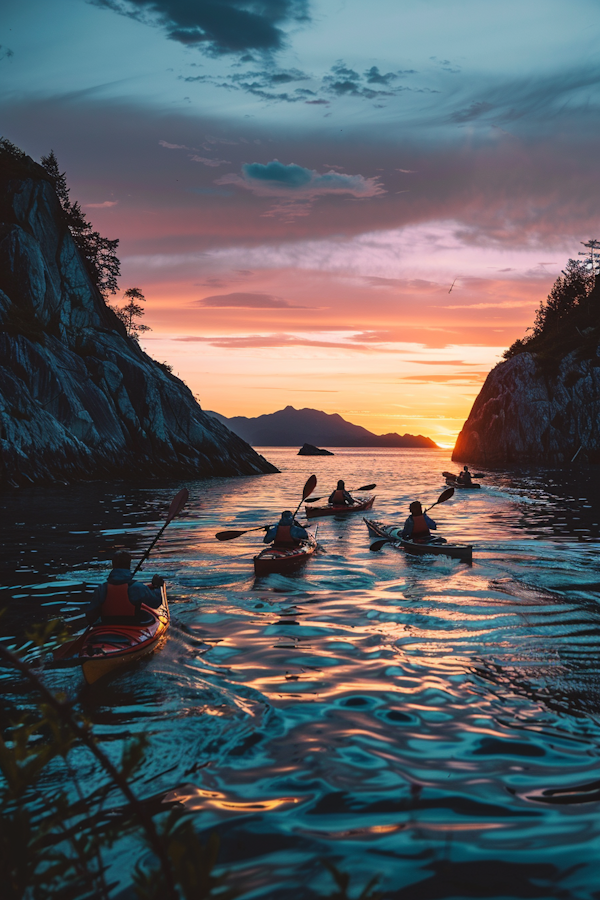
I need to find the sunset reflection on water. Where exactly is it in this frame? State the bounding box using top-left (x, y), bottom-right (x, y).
top-left (4, 448), bottom-right (600, 897)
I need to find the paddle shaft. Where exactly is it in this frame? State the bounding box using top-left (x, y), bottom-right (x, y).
top-left (305, 483), bottom-right (376, 503)
top-left (216, 475), bottom-right (317, 541)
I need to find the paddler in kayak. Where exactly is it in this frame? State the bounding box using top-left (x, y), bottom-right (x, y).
top-left (401, 501), bottom-right (437, 543)
top-left (264, 510), bottom-right (309, 547)
top-left (456, 465), bottom-right (473, 486)
top-left (328, 480), bottom-right (357, 506)
top-left (85, 550), bottom-right (165, 625)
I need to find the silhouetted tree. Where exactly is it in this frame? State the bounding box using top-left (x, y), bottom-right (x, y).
top-left (40, 150), bottom-right (120, 297)
top-left (111, 287), bottom-right (151, 340)
top-left (532, 258), bottom-right (593, 337)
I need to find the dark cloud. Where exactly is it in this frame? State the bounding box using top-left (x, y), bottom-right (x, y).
top-left (243, 160), bottom-right (312, 186)
top-left (0, 46), bottom-right (14, 62)
top-left (89, 0), bottom-right (309, 55)
top-left (195, 292), bottom-right (309, 308)
top-left (364, 66), bottom-right (397, 86)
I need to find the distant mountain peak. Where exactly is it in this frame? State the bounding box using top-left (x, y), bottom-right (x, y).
top-left (207, 407), bottom-right (438, 449)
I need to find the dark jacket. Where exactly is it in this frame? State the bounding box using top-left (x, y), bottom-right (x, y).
top-left (264, 514), bottom-right (309, 544)
top-left (85, 569), bottom-right (163, 623)
top-left (401, 513), bottom-right (437, 540)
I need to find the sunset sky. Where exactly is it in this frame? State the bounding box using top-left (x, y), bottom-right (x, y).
top-left (3, 0), bottom-right (600, 446)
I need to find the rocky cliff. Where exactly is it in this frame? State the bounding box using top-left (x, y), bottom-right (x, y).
top-left (0, 149), bottom-right (277, 487)
top-left (452, 350), bottom-right (600, 466)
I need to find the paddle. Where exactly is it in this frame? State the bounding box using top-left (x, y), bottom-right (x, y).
top-left (215, 474), bottom-right (318, 542)
top-left (53, 488), bottom-right (189, 661)
top-left (305, 483), bottom-right (377, 503)
top-left (369, 487), bottom-right (455, 552)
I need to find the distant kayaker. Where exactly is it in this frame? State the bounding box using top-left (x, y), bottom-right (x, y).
top-left (457, 465), bottom-right (472, 486)
top-left (401, 501), bottom-right (437, 543)
top-left (85, 550), bottom-right (164, 624)
top-left (328, 480), bottom-right (356, 506)
top-left (264, 511), bottom-right (309, 547)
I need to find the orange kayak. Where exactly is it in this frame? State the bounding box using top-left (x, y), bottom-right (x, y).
top-left (253, 538), bottom-right (317, 575)
top-left (78, 585), bottom-right (169, 684)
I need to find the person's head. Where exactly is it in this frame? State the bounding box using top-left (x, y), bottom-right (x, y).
top-left (337, 479), bottom-right (345, 489)
top-left (111, 549), bottom-right (132, 570)
top-left (463, 465), bottom-right (469, 472)
top-left (409, 501), bottom-right (422, 516)
top-left (280, 510), bottom-right (293, 523)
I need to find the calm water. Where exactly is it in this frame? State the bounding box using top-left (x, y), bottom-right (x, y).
top-left (4, 448), bottom-right (600, 898)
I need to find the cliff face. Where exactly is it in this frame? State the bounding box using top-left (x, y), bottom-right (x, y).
top-left (0, 155), bottom-right (277, 487)
top-left (452, 350), bottom-right (600, 467)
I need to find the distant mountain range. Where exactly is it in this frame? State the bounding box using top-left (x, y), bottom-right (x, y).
top-left (207, 406), bottom-right (438, 448)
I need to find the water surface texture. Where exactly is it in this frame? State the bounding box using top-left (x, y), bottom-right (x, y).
top-left (4, 448), bottom-right (600, 898)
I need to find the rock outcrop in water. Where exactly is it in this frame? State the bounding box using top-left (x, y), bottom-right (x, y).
top-left (0, 148), bottom-right (277, 487)
top-left (453, 349), bottom-right (600, 467)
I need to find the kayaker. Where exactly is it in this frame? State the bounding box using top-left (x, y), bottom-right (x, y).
top-left (401, 501), bottom-right (437, 543)
top-left (457, 465), bottom-right (472, 486)
top-left (264, 511), bottom-right (309, 547)
top-left (85, 550), bottom-right (165, 624)
top-left (328, 480), bottom-right (356, 506)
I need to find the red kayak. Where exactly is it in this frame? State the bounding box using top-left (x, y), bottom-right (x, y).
top-left (78, 585), bottom-right (169, 684)
top-left (253, 537), bottom-right (317, 576)
top-left (305, 496), bottom-right (375, 519)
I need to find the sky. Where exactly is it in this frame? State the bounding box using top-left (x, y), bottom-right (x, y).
top-left (2, 1), bottom-right (600, 446)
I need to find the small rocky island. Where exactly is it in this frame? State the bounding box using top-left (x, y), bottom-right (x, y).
top-left (298, 443), bottom-right (334, 456)
top-left (0, 142), bottom-right (277, 487)
top-left (454, 257), bottom-right (600, 466)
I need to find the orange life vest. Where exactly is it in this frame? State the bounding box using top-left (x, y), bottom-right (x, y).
top-left (332, 490), bottom-right (346, 505)
top-left (274, 524), bottom-right (295, 546)
top-left (411, 514), bottom-right (430, 541)
top-left (99, 582), bottom-right (138, 619)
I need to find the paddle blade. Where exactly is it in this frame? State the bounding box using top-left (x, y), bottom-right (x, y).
top-left (53, 630), bottom-right (88, 660)
top-left (356, 483), bottom-right (376, 492)
top-left (441, 471), bottom-right (455, 479)
top-left (438, 487), bottom-right (455, 503)
top-left (166, 487), bottom-right (189, 524)
top-left (302, 474), bottom-right (318, 500)
top-left (215, 529), bottom-right (247, 542)
top-left (473, 473), bottom-right (485, 478)
top-left (369, 539), bottom-right (390, 552)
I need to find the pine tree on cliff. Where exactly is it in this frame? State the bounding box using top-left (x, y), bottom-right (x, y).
top-left (40, 151), bottom-right (120, 298)
top-left (111, 287), bottom-right (151, 341)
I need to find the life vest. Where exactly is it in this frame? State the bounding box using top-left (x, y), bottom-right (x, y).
top-left (411, 514), bottom-right (430, 541)
top-left (99, 582), bottom-right (138, 619)
top-left (274, 524), bottom-right (295, 546)
top-left (332, 490), bottom-right (346, 505)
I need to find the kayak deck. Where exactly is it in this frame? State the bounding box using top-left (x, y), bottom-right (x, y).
top-left (254, 537), bottom-right (317, 575)
top-left (364, 518), bottom-right (473, 563)
top-left (305, 496), bottom-right (375, 519)
top-left (78, 585), bottom-right (169, 684)
top-left (443, 472), bottom-right (481, 490)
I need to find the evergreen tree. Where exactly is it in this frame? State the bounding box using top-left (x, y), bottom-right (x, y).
top-left (40, 150), bottom-right (121, 297)
top-left (531, 258), bottom-right (593, 337)
top-left (111, 287), bottom-right (151, 340)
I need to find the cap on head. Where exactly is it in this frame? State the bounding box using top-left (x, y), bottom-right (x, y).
top-left (281, 510), bottom-right (293, 519)
top-left (409, 501), bottom-right (422, 515)
top-left (337, 479), bottom-right (345, 489)
top-left (112, 549), bottom-right (132, 569)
